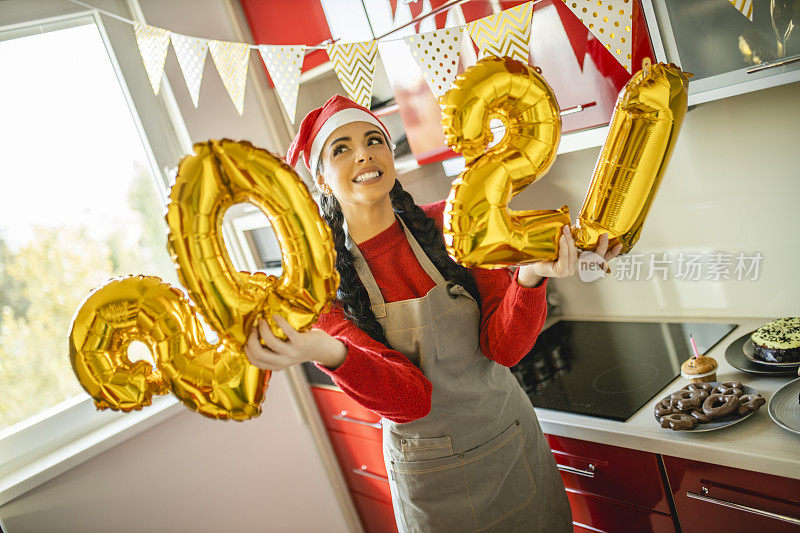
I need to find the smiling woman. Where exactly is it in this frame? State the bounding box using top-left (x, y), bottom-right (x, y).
top-left (241, 95), bottom-right (622, 531)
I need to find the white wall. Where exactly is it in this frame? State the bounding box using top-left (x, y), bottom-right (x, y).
top-left (0, 1), bottom-right (349, 532)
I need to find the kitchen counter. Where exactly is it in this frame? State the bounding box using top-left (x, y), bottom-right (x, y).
top-left (535, 316), bottom-right (800, 480)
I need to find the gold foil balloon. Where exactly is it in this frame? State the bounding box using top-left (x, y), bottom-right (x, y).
top-left (68, 140), bottom-right (339, 420)
top-left (440, 56), bottom-right (570, 268)
top-left (574, 59), bottom-right (690, 253)
top-left (166, 139), bottom-right (338, 343)
top-left (69, 276), bottom-right (264, 420)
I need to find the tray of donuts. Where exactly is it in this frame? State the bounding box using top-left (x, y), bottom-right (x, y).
top-left (654, 381), bottom-right (765, 431)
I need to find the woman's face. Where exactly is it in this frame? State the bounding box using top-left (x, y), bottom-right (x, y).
top-left (315, 121), bottom-right (396, 208)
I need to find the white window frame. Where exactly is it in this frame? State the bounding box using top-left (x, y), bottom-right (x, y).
top-left (0, 0), bottom-right (193, 506)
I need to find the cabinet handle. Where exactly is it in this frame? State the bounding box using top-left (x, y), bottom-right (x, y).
top-left (686, 489), bottom-right (800, 525)
top-left (556, 463), bottom-right (596, 478)
top-left (332, 410), bottom-right (382, 429)
top-left (352, 465), bottom-right (389, 483)
top-left (747, 53), bottom-right (800, 73)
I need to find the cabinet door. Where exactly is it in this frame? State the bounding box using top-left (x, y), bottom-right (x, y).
top-left (310, 385), bottom-right (383, 442)
top-left (663, 455), bottom-right (800, 531)
top-left (351, 491), bottom-right (399, 533)
top-left (328, 429), bottom-right (392, 504)
top-left (567, 489), bottom-right (676, 533)
top-left (643, 0), bottom-right (800, 105)
top-left (545, 434), bottom-right (671, 514)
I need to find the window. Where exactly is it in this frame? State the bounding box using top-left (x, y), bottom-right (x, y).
top-left (0, 2), bottom-right (190, 505)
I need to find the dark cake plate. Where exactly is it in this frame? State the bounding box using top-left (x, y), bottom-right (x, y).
top-left (725, 331), bottom-right (799, 376)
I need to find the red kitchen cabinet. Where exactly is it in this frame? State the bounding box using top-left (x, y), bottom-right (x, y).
top-left (310, 385), bottom-right (383, 442)
top-left (566, 489), bottom-right (676, 533)
top-left (662, 455), bottom-right (800, 532)
top-left (351, 492), bottom-right (399, 533)
top-left (328, 429), bottom-right (392, 504)
top-left (545, 434), bottom-right (672, 514)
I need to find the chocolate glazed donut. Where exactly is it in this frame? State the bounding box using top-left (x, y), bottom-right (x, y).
top-left (702, 393), bottom-right (740, 419)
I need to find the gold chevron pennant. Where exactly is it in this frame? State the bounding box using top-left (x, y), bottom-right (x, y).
top-left (404, 28), bottom-right (463, 99)
top-left (466, 1), bottom-right (533, 63)
top-left (258, 45), bottom-right (304, 123)
top-left (729, 0), bottom-right (753, 21)
top-left (559, 0), bottom-right (634, 72)
top-left (209, 39), bottom-right (250, 115)
top-left (325, 41), bottom-right (378, 108)
top-left (134, 23), bottom-right (171, 95)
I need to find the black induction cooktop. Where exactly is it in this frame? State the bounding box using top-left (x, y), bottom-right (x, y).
top-left (511, 320), bottom-right (737, 422)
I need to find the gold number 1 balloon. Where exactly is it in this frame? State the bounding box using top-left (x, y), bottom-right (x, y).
top-left (574, 59), bottom-right (690, 253)
top-left (440, 56), bottom-right (570, 268)
top-left (68, 140), bottom-right (339, 420)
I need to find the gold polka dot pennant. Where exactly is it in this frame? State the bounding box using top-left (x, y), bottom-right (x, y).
top-left (728, 0), bottom-right (753, 21)
top-left (404, 28), bottom-right (464, 99)
top-left (209, 39), bottom-right (251, 115)
top-left (258, 45), bottom-right (304, 123)
top-left (560, 0), bottom-right (634, 72)
top-left (134, 23), bottom-right (171, 95)
top-left (466, 1), bottom-right (533, 63)
top-left (325, 41), bottom-right (379, 108)
top-left (170, 33), bottom-right (209, 108)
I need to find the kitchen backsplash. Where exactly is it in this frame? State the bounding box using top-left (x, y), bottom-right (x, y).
top-left (402, 81), bottom-right (800, 320)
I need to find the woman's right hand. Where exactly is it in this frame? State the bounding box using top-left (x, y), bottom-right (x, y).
top-left (244, 315), bottom-right (347, 372)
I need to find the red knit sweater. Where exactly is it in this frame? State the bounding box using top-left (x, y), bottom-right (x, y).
top-left (312, 200), bottom-right (549, 423)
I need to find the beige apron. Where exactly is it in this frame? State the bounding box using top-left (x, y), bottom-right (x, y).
top-left (347, 216), bottom-right (572, 532)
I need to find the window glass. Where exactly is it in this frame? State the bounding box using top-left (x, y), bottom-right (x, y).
top-left (0, 21), bottom-right (178, 431)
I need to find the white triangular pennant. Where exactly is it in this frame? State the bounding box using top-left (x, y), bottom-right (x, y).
top-left (258, 45), bottom-right (304, 123)
top-left (559, 0), bottom-right (634, 72)
top-left (209, 39), bottom-right (250, 115)
top-left (134, 23), bottom-right (171, 95)
top-left (170, 33), bottom-right (208, 108)
top-left (404, 28), bottom-right (463, 99)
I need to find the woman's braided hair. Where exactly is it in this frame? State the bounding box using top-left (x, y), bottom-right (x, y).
top-left (319, 179), bottom-right (482, 348)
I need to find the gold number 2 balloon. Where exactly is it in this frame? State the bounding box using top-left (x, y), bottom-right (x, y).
top-left (574, 59), bottom-right (690, 253)
top-left (440, 56), bottom-right (571, 268)
top-left (68, 140), bottom-right (339, 420)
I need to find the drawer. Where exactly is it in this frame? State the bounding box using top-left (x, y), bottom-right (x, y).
top-left (545, 434), bottom-right (670, 514)
top-left (328, 429), bottom-right (392, 504)
top-left (351, 491), bottom-right (399, 533)
top-left (662, 455), bottom-right (800, 531)
top-left (311, 385), bottom-right (383, 441)
top-left (566, 489), bottom-right (676, 533)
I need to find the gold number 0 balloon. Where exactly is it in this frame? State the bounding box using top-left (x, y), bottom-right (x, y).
top-left (441, 56), bottom-right (570, 268)
top-left (68, 140), bottom-right (339, 420)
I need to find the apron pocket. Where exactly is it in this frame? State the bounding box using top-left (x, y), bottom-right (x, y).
top-left (462, 419), bottom-right (536, 531)
top-left (391, 453), bottom-right (476, 531)
top-left (401, 435), bottom-right (453, 461)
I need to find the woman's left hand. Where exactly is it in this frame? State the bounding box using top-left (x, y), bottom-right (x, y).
top-left (516, 225), bottom-right (623, 287)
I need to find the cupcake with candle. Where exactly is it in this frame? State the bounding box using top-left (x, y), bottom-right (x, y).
top-left (680, 335), bottom-right (718, 383)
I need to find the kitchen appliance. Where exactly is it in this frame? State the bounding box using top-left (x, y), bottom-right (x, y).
top-left (512, 320), bottom-right (737, 421)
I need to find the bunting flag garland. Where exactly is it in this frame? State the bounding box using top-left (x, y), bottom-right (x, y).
top-left (728, 0), bottom-right (754, 21)
top-left (209, 39), bottom-right (250, 115)
top-left (134, 22), bottom-right (171, 95)
top-left (325, 41), bottom-right (379, 108)
top-left (559, 0), bottom-right (634, 72)
top-left (258, 45), bottom-right (304, 123)
top-left (404, 28), bottom-right (463, 99)
top-left (466, 1), bottom-right (533, 63)
top-left (170, 33), bottom-right (209, 108)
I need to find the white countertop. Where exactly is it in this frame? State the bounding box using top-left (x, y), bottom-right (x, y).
top-left (535, 316), bottom-right (800, 480)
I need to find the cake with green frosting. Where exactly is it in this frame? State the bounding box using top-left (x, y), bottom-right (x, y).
top-left (750, 317), bottom-right (800, 363)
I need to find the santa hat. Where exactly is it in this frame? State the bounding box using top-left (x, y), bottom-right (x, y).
top-left (286, 95), bottom-right (391, 174)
